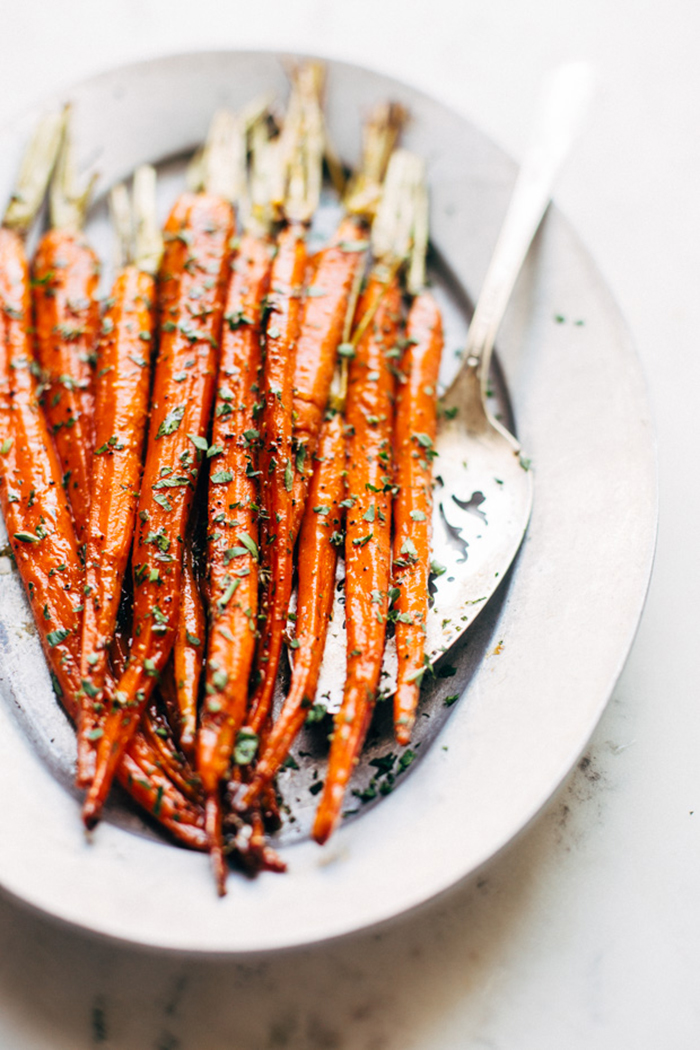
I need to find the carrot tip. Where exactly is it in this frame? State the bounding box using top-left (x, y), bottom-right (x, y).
top-left (394, 722), bottom-right (413, 748)
top-left (312, 809), bottom-right (335, 846)
top-left (82, 801), bottom-right (100, 831)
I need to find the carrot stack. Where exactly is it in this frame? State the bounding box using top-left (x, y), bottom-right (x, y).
top-left (391, 161), bottom-right (444, 742)
top-left (0, 114), bottom-right (207, 849)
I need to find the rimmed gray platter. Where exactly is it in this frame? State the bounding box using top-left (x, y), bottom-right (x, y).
top-left (0, 51), bottom-right (657, 954)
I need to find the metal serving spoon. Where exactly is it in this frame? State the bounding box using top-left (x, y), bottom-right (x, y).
top-left (424, 61), bottom-right (593, 664)
top-left (317, 62), bottom-right (593, 705)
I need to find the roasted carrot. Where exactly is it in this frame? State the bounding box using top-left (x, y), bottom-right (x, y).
top-left (387, 154), bottom-right (444, 743)
top-left (247, 220), bottom-right (307, 735)
top-left (312, 271), bottom-right (402, 844)
top-left (245, 409), bottom-right (345, 803)
top-left (33, 118), bottom-right (100, 541)
top-left (83, 113), bottom-right (238, 828)
top-left (392, 292), bottom-right (443, 743)
top-left (77, 169), bottom-right (162, 786)
top-left (196, 228), bottom-right (272, 889)
top-left (247, 68), bottom-right (324, 736)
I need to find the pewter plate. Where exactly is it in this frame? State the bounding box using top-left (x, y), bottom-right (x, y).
top-left (0, 51), bottom-right (657, 953)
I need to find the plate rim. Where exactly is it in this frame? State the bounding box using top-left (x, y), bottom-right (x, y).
top-left (0, 47), bottom-right (658, 954)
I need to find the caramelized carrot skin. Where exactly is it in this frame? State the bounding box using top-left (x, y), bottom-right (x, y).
top-left (77, 266), bottom-right (155, 782)
top-left (198, 232), bottom-right (272, 794)
top-left (174, 542), bottom-right (206, 759)
top-left (290, 217), bottom-right (366, 536)
top-left (313, 275), bottom-right (401, 844)
top-left (84, 192), bottom-right (235, 826)
top-left (393, 292), bottom-right (443, 744)
top-left (248, 223), bottom-right (307, 734)
top-left (0, 228), bottom-right (82, 701)
top-left (33, 229), bottom-right (101, 539)
top-left (247, 410), bottom-right (344, 803)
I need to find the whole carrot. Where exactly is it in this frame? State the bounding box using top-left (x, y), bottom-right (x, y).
top-left (289, 217), bottom-right (366, 537)
top-left (381, 154), bottom-right (444, 743)
top-left (312, 272), bottom-right (402, 844)
top-left (246, 221), bottom-right (307, 735)
top-left (197, 230), bottom-right (272, 878)
top-left (77, 168), bottom-right (162, 785)
top-left (245, 408), bottom-right (345, 804)
top-left (33, 116), bottom-right (100, 541)
top-left (392, 291), bottom-right (443, 743)
top-left (83, 112), bottom-right (239, 828)
top-left (247, 67), bottom-right (324, 736)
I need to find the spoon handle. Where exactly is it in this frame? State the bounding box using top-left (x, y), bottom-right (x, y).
top-left (462, 62), bottom-right (594, 391)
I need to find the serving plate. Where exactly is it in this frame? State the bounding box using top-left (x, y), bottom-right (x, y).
top-left (0, 51), bottom-right (656, 953)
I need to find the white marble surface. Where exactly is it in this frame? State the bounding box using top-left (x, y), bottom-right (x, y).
top-left (0, 0), bottom-right (697, 1046)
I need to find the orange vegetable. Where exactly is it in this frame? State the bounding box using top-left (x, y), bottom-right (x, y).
top-left (196, 230), bottom-right (272, 891)
top-left (0, 126), bottom-right (203, 847)
top-left (0, 234), bottom-right (204, 849)
top-left (313, 273), bottom-right (401, 844)
top-left (246, 409), bottom-right (345, 803)
top-left (392, 291), bottom-right (443, 743)
top-left (77, 262), bottom-right (156, 784)
top-left (247, 221), bottom-right (308, 735)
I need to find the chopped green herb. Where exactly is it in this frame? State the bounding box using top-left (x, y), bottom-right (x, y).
top-left (188, 433), bottom-right (208, 452)
top-left (156, 405), bottom-right (185, 438)
top-left (46, 627), bottom-right (71, 647)
top-left (234, 727), bottom-right (259, 765)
